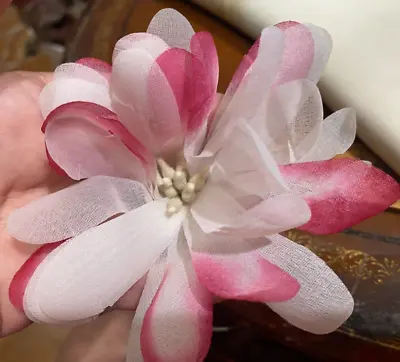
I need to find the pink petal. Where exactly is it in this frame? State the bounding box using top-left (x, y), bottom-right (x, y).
top-left (9, 241), bottom-right (64, 311)
top-left (141, 240), bottom-right (213, 362)
top-left (280, 159), bottom-right (400, 234)
top-left (112, 33), bottom-right (169, 61)
top-left (192, 250), bottom-right (299, 302)
top-left (190, 31), bottom-right (219, 95)
top-left (257, 234), bottom-right (354, 334)
top-left (147, 8), bottom-right (195, 50)
top-left (156, 47), bottom-right (215, 135)
top-left (43, 102), bottom-right (152, 181)
top-left (111, 48), bottom-right (183, 155)
top-left (8, 176), bottom-right (151, 244)
top-left (75, 58), bottom-right (112, 80)
top-left (275, 22), bottom-right (314, 85)
top-left (22, 199), bottom-right (185, 323)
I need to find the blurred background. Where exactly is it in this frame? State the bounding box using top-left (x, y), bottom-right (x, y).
top-left (0, 0), bottom-right (88, 72)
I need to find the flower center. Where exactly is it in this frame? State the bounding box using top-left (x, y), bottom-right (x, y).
top-left (156, 158), bottom-right (207, 216)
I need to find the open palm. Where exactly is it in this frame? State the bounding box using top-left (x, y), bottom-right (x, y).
top-left (0, 71), bottom-right (72, 336)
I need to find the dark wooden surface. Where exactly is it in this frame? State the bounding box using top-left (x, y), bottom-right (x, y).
top-left (68, 1), bottom-right (400, 361)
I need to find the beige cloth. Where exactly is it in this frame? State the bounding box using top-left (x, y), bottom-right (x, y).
top-left (193, 0), bottom-right (400, 175)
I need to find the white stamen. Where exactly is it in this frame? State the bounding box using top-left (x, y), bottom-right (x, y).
top-left (156, 158), bottom-right (209, 216)
top-left (164, 186), bottom-right (178, 198)
top-left (166, 197), bottom-right (183, 216)
top-left (173, 166), bottom-right (188, 191)
top-left (157, 159), bottom-right (175, 179)
top-left (181, 182), bottom-right (196, 203)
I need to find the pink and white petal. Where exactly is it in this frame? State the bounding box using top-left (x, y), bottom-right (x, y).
top-left (75, 57), bottom-right (112, 79)
top-left (54, 62), bottom-right (109, 87)
top-left (253, 79), bottom-right (323, 164)
top-left (126, 257), bottom-right (167, 362)
top-left (280, 159), bottom-right (400, 234)
top-left (275, 22), bottom-right (314, 85)
top-left (156, 48), bottom-right (215, 135)
top-left (44, 102), bottom-right (151, 181)
top-left (147, 8), bottom-right (195, 51)
top-left (8, 176), bottom-right (151, 244)
top-left (9, 241), bottom-right (64, 311)
top-left (300, 108), bottom-right (356, 162)
top-left (112, 33), bottom-right (169, 62)
top-left (192, 249), bottom-right (299, 302)
top-left (140, 239), bottom-right (213, 362)
top-left (256, 234), bottom-right (354, 334)
top-left (111, 49), bottom-right (183, 155)
top-left (209, 38), bottom-right (259, 133)
top-left (192, 183), bottom-right (310, 238)
top-left (22, 199), bottom-right (185, 323)
top-left (304, 24), bottom-right (332, 83)
top-left (40, 78), bottom-right (112, 119)
top-left (205, 26), bottom-right (285, 151)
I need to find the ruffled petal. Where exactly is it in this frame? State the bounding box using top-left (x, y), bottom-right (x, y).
top-left (21, 199), bottom-right (185, 323)
top-left (252, 79), bottom-right (323, 164)
top-left (54, 62), bottom-right (109, 87)
top-left (112, 33), bottom-right (169, 61)
top-left (256, 234), bottom-right (354, 334)
top-left (300, 108), bottom-right (356, 162)
top-left (43, 102), bottom-right (151, 181)
top-left (8, 176), bottom-right (151, 244)
top-left (192, 249), bottom-right (299, 302)
top-left (111, 48), bottom-right (183, 155)
top-left (206, 26), bottom-right (285, 151)
top-left (280, 159), bottom-right (400, 234)
top-left (147, 8), bottom-right (195, 51)
top-left (141, 240), bottom-right (213, 362)
top-left (192, 184), bottom-right (311, 238)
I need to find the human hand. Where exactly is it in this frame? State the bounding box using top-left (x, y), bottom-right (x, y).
top-left (0, 71), bottom-right (73, 336)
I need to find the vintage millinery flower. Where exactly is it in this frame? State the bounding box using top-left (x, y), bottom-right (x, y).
top-left (7, 9), bottom-right (400, 362)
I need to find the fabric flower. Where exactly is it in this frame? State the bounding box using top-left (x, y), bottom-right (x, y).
top-left (7, 9), bottom-right (400, 362)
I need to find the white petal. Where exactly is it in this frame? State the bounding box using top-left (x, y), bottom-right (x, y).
top-left (305, 24), bottom-right (333, 83)
top-left (23, 199), bottom-right (185, 323)
top-left (147, 8), bottom-right (195, 51)
top-left (253, 79), bottom-right (323, 164)
top-left (112, 33), bottom-right (169, 62)
top-left (206, 26), bottom-right (285, 152)
top-left (8, 176), bottom-right (151, 244)
top-left (192, 184), bottom-right (310, 238)
top-left (255, 234), bottom-right (354, 334)
top-left (111, 49), bottom-right (182, 154)
top-left (210, 119), bottom-right (287, 199)
top-left (54, 62), bottom-right (110, 87)
top-left (300, 108), bottom-right (356, 162)
top-left (40, 78), bottom-right (111, 119)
